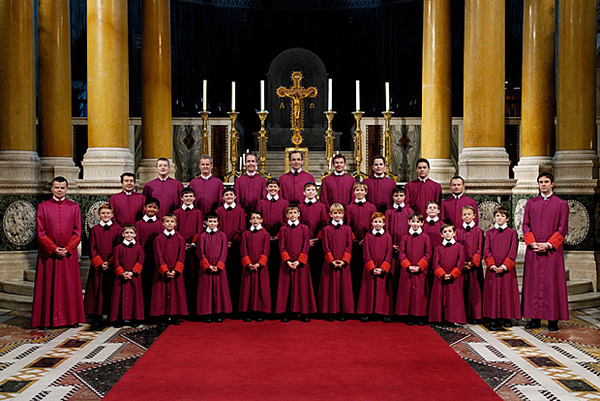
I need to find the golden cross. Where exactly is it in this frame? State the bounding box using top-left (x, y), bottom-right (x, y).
top-left (276, 71), bottom-right (318, 147)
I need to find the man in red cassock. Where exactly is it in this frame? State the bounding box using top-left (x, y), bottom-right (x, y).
top-left (142, 158), bottom-right (184, 219)
top-left (109, 172), bottom-right (146, 226)
top-left (234, 153), bottom-right (267, 214)
top-left (405, 158), bottom-right (442, 215)
top-left (188, 155), bottom-right (224, 215)
top-left (320, 154), bottom-right (356, 209)
top-left (32, 177), bottom-right (85, 329)
top-left (441, 176), bottom-right (479, 227)
top-left (522, 172), bottom-right (569, 331)
top-left (363, 155), bottom-right (397, 212)
top-left (279, 150), bottom-right (315, 204)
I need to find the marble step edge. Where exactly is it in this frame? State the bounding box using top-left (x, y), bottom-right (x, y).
top-left (568, 292), bottom-right (600, 310)
top-left (0, 292), bottom-right (32, 312)
top-left (0, 280), bottom-right (34, 297)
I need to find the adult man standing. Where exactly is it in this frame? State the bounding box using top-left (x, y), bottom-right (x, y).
top-left (142, 158), bottom-right (184, 218)
top-left (320, 154), bottom-right (356, 209)
top-left (441, 176), bottom-right (479, 227)
top-left (188, 155), bottom-right (224, 215)
top-left (32, 177), bottom-right (85, 329)
top-left (405, 158), bottom-right (442, 215)
top-left (234, 153), bottom-right (266, 214)
top-left (109, 172), bottom-right (146, 226)
top-left (522, 172), bottom-right (569, 331)
top-left (363, 155), bottom-right (396, 212)
top-left (279, 150), bottom-right (315, 204)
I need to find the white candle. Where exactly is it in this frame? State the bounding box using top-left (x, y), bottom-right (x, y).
top-left (203, 80), bottom-right (207, 110)
top-left (231, 81), bottom-right (236, 111)
top-left (328, 78), bottom-right (333, 111)
top-left (260, 80), bottom-right (265, 111)
top-left (355, 80), bottom-right (360, 111)
top-left (385, 82), bottom-right (390, 112)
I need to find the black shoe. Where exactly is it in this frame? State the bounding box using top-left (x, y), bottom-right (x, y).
top-left (255, 316), bottom-right (264, 322)
top-left (130, 321), bottom-right (139, 328)
top-left (89, 323), bottom-right (103, 331)
top-left (525, 319), bottom-right (541, 329)
top-left (300, 315), bottom-right (310, 323)
top-left (203, 317), bottom-right (212, 324)
top-left (406, 317), bottom-right (415, 326)
top-left (360, 316), bottom-right (369, 323)
top-left (489, 320), bottom-right (501, 331)
top-left (326, 315), bottom-right (335, 322)
top-left (503, 319), bottom-right (512, 328)
top-left (158, 321), bottom-right (169, 328)
top-left (417, 318), bottom-right (427, 326)
top-left (280, 317), bottom-right (290, 323)
top-left (548, 320), bottom-right (559, 331)
top-left (337, 314), bottom-right (347, 322)
top-left (383, 316), bottom-right (392, 323)
top-left (243, 316), bottom-right (252, 322)
top-left (215, 317), bottom-right (223, 323)
top-left (171, 317), bottom-right (181, 325)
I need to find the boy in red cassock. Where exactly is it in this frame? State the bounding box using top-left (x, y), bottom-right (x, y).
top-left (135, 198), bottom-right (163, 316)
top-left (456, 205), bottom-right (484, 323)
top-left (299, 182), bottom-right (328, 296)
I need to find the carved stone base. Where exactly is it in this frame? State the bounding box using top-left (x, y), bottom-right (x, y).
top-left (512, 156), bottom-right (553, 195)
top-left (138, 158), bottom-right (176, 186)
top-left (0, 150), bottom-right (41, 181)
top-left (427, 158), bottom-right (456, 194)
top-left (0, 251), bottom-right (37, 281)
top-left (40, 157), bottom-right (80, 184)
top-left (565, 250), bottom-right (598, 291)
top-left (81, 147), bottom-right (134, 181)
top-left (553, 150), bottom-right (598, 195)
top-left (458, 147), bottom-right (511, 180)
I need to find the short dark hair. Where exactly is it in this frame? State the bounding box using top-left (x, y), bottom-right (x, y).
top-left (416, 158), bottom-right (430, 168)
top-left (245, 153), bottom-right (258, 162)
top-left (205, 212), bottom-right (219, 221)
top-left (392, 186), bottom-right (405, 196)
top-left (266, 178), bottom-right (280, 187)
top-left (440, 223), bottom-right (455, 233)
top-left (145, 197), bottom-right (160, 208)
top-left (156, 157), bottom-right (170, 166)
top-left (537, 172), bottom-right (554, 183)
top-left (409, 212), bottom-right (424, 222)
top-left (332, 154), bottom-right (346, 163)
top-left (494, 208), bottom-right (510, 219)
top-left (120, 172), bottom-right (136, 183)
top-left (450, 175), bottom-right (464, 184)
top-left (181, 187), bottom-right (195, 196)
top-left (303, 182), bottom-right (317, 190)
top-left (163, 212), bottom-right (177, 221)
top-left (122, 224), bottom-right (136, 232)
top-left (250, 210), bottom-right (262, 218)
top-left (370, 155), bottom-right (385, 166)
top-left (288, 150), bottom-right (303, 161)
top-left (51, 176), bottom-right (68, 186)
top-left (286, 204), bottom-right (300, 214)
top-left (223, 187), bottom-right (236, 196)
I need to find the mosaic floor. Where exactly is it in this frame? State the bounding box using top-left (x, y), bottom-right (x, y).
top-left (0, 309), bottom-right (597, 400)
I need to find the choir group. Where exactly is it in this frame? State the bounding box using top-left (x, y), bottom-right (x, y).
top-left (31, 152), bottom-right (570, 332)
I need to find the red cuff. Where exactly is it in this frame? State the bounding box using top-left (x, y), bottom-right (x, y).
top-left (325, 252), bottom-right (334, 264)
top-left (298, 253), bottom-right (308, 265)
top-left (281, 251), bottom-right (290, 262)
top-left (417, 258), bottom-right (429, 271)
top-left (192, 234), bottom-right (199, 243)
top-left (174, 261), bottom-right (184, 273)
top-left (38, 235), bottom-right (57, 254)
top-left (524, 232), bottom-right (536, 246)
top-left (450, 267), bottom-right (461, 278)
top-left (241, 256), bottom-right (251, 267)
top-left (65, 235), bottom-right (80, 255)
top-left (216, 261), bottom-right (226, 270)
top-left (115, 266), bottom-right (125, 276)
top-left (316, 231), bottom-right (323, 239)
top-left (200, 258), bottom-right (210, 270)
top-left (133, 263), bottom-right (143, 274)
top-left (365, 260), bottom-right (376, 271)
top-left (434, 268), bottom-right (446, 279)
top-left (341, 252), bottom-right (352, 264)
top-left (400, 258), bottom-right (411, 269)
top-left (258, 255), bottom-right (268, 266)
top-left (548, 232), bottom-right (565, 249)
top-left (502, 257), bottom-right (515, 271)
top-left (91, 255), bottom-right (104, 269)
top-left (485, 257), bottom-right (496, 268)
top-left (158, 264), bottom-right (169, 275)
top-left (471, 253), bottom-right (481, 267)
top-left (381, 261), bottom-right (391, 272)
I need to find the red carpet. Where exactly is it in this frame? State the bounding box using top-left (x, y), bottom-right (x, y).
top-left (105, 320), bottom-right (500, 400)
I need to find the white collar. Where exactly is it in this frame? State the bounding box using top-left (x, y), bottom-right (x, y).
top-left (393, 202), bottom-right (405, 209)
top-left (372, 228), bottom-right (385, 236)
top-left (494, 223), bottom-right (508, 230)
top-left (419, 177), bottom-right (429, 183)
top-left (463, 221), bottom-right (475, 229)
top-left (453, 193), bottom-right (463, 199)
top-left (332, 219), bottom-right (344, 227)
top-left (267, 194), bottom-right (279, 201)
top-left (182, 204), bottom-right (194, 210)
top-left (426, 216), bottom-right (439, 223)
top-left (251, 224), bottom-right (263, 232)
top-left (123, 239), bottom-right (136, 245)
top-left (159, 176), bottom-right (169, 182)
top-left (143, 215), bottom-right (157, 222)
top-left (164, 229), bottom-right (176, 236)
top-left (99, 220), bottom-right (113, 227)
top-left (334, 171), bottom-right (345, 176)
top-left (291, 168), bottom-right (303, 174)
top-left (201, 174), bottom-right (212, 181)
top-left (542, 192), bottom-right (553, 201)
top-left (374, 173), bottom-right (386, 179)
top-left (355, 198), bottom-right (366, 204)
top-left (224, 202), bottom-right (237, 209)
top-left (304, 198), bottom-right (317, 204)
top-left (206, 227), bottom-right (219, 234)
top-left (409, 227), bottom-right (422, 235)
top-left (124, 190), bottom-right (133, 196)
top-left (442, 238), bottom-right (456, 246)
top-left (53, 196), bottom-right (66, 202)
top-left (246, 171), bottom-right (257, 177)
top-left (287, 219), bottom-right (299, 227)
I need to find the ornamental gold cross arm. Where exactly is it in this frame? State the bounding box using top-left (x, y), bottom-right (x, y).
top-left (276, 71), bottom-right (318, 147)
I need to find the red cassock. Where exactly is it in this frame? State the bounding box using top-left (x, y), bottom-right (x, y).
top-left (522, 195), bottom-right (569, 321)
top-left (188, 176), bottom-right (224, 215)
top-left (320, 173), bottom-right (356, 210)
top-left (84, 223), bottom-right (121, 315)
top-left (423, 219), bottom-right (443, 249)
top-left (32, 198), bottom-right (85, 328)
top-left (279, 170), bottom-right (315, 204)
top-left (456, 226), bottom-right (484, 320)
top-left (405, 178), bottom-right (442, 215)
top-left (429, 243), bottom-right (466, 324)
top-left (482, 227), bottom-right (520, 320)
top-left (441, 194), bottom-right (479, 227)
top-left (357, 232), bottom-right (394, 316)
top-left (233, 173), bottom-right (267, 214)
top-left (239, 228), bottom-right (271, 313)
top-left (135, 218), bottom-right (163, 310)
top-left (109, 191), bottom-right (146, 226)
top-left (346, 202), bottom-right (378, 242)
top-left (173, 206), bottom-right (204, 312)
top-left (385, 206), bottom-right (414, 246)
top-left (396, 232), bottom-right (431, 316)
top-left (363, 176), bottom-right (397, 212)
top-left (319, 224), bottom-right (354, 314)
top-left (109, 243), bottom-right (145, 321)
top-left (150, 232), bottom-right (189, 316)
top-left (196, 230), bottom-right (232, 315)
top-left (256, 198), bottom-right (289, 236)
top-left (299, 202), bottom-right (328, 238)
top-left (142, 177), bottom-right (184, 218)
top-left (276, 224), bottom-right (318, 314)
top-left (216, 205), bottom-right (246, 242)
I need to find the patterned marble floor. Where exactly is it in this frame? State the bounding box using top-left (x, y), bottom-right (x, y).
top-left (0, 309), bottom-right (597, 400)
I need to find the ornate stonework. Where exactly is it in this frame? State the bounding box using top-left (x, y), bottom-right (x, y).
top-left (477, 200), bottom-right (502, 232)
top-left (84, 201), bottom-right (106, 238)
top-left (513, 197), bottom-right (528, 238)
top-left (2, 200), bottom-right (36, 246)
top-left (564, 199), bottom-right (590, 246)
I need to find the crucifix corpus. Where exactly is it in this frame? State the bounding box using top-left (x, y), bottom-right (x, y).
top-left (277, 71), bottom-right (318, 147)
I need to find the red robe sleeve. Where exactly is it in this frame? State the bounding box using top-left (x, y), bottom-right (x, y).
top-left (297, 225), bottom-right (310, 265)
top-left (450, 245), bottom-right (465, 278)
top-left (502, 229), bottom-right (518, 271)
top-left (174, 235), bottom-right (186, 273)
top-left (197, 235), bottom-right (210, 271)
top-left (363, 235), bottom-right (376, 271)
top-left (322, 227), bottom-right (335, 264)
top-left (432, 247), bottom-right (445, 279)
top-left (154, 236), bottom-right (169, 275)
top-left (342, 227), bottom-right (353, 264)
top-left (399, 235), bottom-right (411, 270)
top-left (380, 234), bottom-right (393, 273)
top-left (89, 227), bottom-right (103, 269)
top-left (114, 246), bottom-right (125, 276)
top-left (215, 232), bottom-right (228, 270)
top-left (419, 234), bottom-right (432, 271)
top-left (240, 231), bottom-right (251, 267)
top-left (279, 227), bottom-right (291, 262)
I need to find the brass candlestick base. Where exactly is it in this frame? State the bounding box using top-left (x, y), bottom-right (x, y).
top-left (200, 110), bottom-right (211, 156)
top-left (224, 111), bottom-right (240, 182)
top-left (257, 110), bottom-right (271, 178)
top-left (351, 111), bottom-right (368, 179)
top-left (322, 110), bottom-right (336, 179)
top-left (382, 110), bottom-right (397, 181)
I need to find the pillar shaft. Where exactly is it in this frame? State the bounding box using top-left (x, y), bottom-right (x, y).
top-left (463, 0), bottom-right (505, 149)
top-left (421, 0), bottom-right (451, 160)
top-left (87, 0), bottom-right (129, 149)
top-left (142, 0), bottom-right (172, 160)
top-left (39, 0), bottom-right (72, 158)
top-left (0, 0), bottom-right (36, 152)
top-left (556, 0), bottom-right (596, 152)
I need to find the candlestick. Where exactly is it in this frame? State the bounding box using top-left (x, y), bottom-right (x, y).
top-left (257, 110), bottom-right (270, 178)
top-left (203, 80), bottom-right (207, 111)
top-left (260, 80), bottom-right (265, 111)
top-left (351, 110), bottom-right (367, 179)
top-left (224, 111), bottom-right (240, 182)
top-left (382, 110), bottom-right (397, 181)
top-left (385, 82), bottom-right (390, 112)
top-left (231, 81), bottom-right (236, 111)
top-left (355, 80), bottom-right (360, 111)
top-left (328, 79), bottom-right (333, 111)
top-left (200, 110), bottom-right (211, 155)
top-left (322, 110), bottom-right (336, 179)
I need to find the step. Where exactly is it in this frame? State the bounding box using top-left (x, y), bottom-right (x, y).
top-left (0, 292), bottom-right (32, 312)
top-left (24, 269), bottom-right (35, 282)
top-left (0, 280), bottom-right (34, 297)
top-left (567, 279), bottom-right (594, 296)
top-left (25, 267), bottom-right (89, 288)
top-left (568, 292), bottom-right (600, 310)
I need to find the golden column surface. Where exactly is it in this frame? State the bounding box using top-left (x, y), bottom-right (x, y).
top-left (521, 0), bottom-right (555, 157)
top-left (87, 0), bottom-right (129, 149)
top-left (142, 0), bottom-right (172, 160)
top-left (557, 0), bottom-right (596, 152)
top-left (463, 0), bottom-right (505, 149)
top-left (38, 0), bottom-right (72, 158)
top-left (421, 0), bottom-right (451, 160)
top-left (0, 0), bottom-right (36, 151)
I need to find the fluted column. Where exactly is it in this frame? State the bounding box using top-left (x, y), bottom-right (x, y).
top-left (81, 0), bottom-right (134, 182)
top-left (139, 0), bottom-right (173, 183)
top-left (458, 0), bottom-right (511, 187)
top-left (513, 0), bottom-right (555, 193)
top-left (38, 0), bottom-right (79, 183)
top-left (0, 0), bottom-right (40, 182)
top-left (421, 0), bottom-right (455, 184)
top-left (553, 0), bottom-right (598, 187)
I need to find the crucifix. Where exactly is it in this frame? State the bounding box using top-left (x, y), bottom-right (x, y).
top-left (276, 71), bottom-right (318, 147)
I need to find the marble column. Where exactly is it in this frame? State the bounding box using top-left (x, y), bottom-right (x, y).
top-left (38, 0), bottom-right (79, 184)
top-left (139, 0), bottom-right (173, 184)
top-left (513, 0), bottom-right (555, 194)
top-left (421, 0), bottom-right (455, 185)
top-left (0, 0), bottom-right (41, 182)
top-left (81, 0), bottom-right (134, 186)
top-left (459, 0), bottom-right (512, 193)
